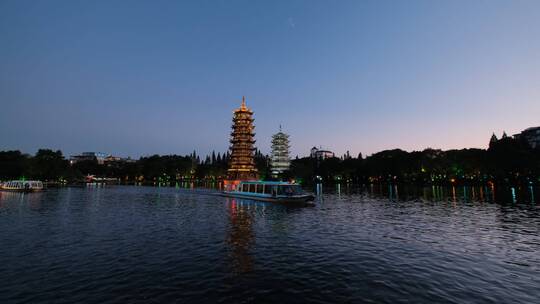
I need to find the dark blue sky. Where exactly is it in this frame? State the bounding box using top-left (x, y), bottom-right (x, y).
top-left (1, 0), bottom-right (539, 158)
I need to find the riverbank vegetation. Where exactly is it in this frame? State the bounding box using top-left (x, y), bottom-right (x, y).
top-left (1, 137), bottom-right (539, 185)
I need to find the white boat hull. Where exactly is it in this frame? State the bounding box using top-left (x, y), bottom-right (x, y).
top-left (0, 180), bottom-right (44, 192)
top-left (221, 191), bottom-right (314, 204)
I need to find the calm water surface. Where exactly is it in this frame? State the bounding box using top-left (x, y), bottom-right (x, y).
top-left (0, 185), bottom-right (539, 303)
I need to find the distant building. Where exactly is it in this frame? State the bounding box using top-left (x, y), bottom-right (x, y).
top-left (104, 155), bottom-right (122, 163)
top-left (104, 156), bottom-right (136, 168)
top-left (514, 127), bottom-right (540, 149)
top-left (70, 152), bottom-right (134, 165)
top-left (111, 156), bottom-right (135, 163)
top-left (70, 152), bottom-right (108, 165)
top-left (310, 146), bottom-right (335, 159)
top-left (270, 126), bottom-right (291, 176)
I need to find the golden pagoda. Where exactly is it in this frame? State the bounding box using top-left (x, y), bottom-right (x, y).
top-left (227, 96), bottom-right (259, 181)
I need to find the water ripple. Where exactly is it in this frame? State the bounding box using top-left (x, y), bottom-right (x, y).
top-left (0, 186), bottom-right (539, 303)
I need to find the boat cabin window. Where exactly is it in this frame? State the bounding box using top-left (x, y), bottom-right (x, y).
top-left (256, 184), bottom-right (264, 193)
top-left (278, 185), bottom-right (303, 195)
top-left (242, 184), bottom-right (249, 192)
top-left (264, 186), bottom-right (272, 194)
top-left (249, 184), bottom-right (256, 193)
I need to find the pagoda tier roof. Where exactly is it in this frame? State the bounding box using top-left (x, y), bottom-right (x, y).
top-left (231, 129), bottom-right (255, 134)
top-left (233, 109), bottom-right (253, 114)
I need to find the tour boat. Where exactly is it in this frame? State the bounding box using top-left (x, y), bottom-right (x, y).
top-left (222, 181), bottom-right (315, 204)
top-left (0, 180), bottom-right (44, 192)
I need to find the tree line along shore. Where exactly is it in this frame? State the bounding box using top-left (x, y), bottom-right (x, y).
top-left (1, 136), bottom-right (539, 186)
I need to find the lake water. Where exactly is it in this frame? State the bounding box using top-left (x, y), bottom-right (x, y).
top-left (0, 185), bottom-right (539, 303)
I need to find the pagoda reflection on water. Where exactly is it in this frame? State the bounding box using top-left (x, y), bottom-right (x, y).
top-left (225, 97), bottom-right (259, 188)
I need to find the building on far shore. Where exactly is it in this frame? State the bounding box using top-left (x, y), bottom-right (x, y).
top-left (310, 146), bottom-right (335, 159)
top-left (70, 152), bottom-right (135, 165)
top-left (513, 127), bottom-right (540, 149)
top-left (104, 155), bottom-right (136, 165)
top-left (70, 152), bottom-right (108, 165)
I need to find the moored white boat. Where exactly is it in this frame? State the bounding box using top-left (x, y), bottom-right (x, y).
top-left (222, 181), bottom-right (314, 204)
top-left (0, 180), bottom-right (44, 192)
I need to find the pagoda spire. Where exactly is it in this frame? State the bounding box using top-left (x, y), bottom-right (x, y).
top-left (241, 96), bottom-right (247, 110)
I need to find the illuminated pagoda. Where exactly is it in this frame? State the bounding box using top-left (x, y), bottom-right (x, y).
top-left (270, 125), bottom-right (291, 177)
top-left (227, 96), bottom-right (259, 181)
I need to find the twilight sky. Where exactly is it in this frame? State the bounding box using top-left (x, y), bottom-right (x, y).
top-left (1, 0), bottom-right (539, 158)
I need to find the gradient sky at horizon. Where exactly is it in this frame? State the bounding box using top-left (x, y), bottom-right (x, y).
top-left (1, 0), bottom-right (539, 158)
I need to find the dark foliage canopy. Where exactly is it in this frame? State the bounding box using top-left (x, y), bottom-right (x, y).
top-left (1, 138), bottom-right (538, 185)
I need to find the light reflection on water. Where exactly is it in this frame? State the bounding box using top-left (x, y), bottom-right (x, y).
top-left (129, 181), bottom-right (539, 206)
top-left (226, 198), bottom-right (256, 274)
top-left (0, 185), bottom-right (539, 303)
top-left (311, 183), bottom-right (538, 205)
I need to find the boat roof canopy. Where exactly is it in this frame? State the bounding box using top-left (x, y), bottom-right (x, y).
top-left (239, 181), bottom-right (297, 185)
top-left (6, 180), bottom-right (42, 183)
